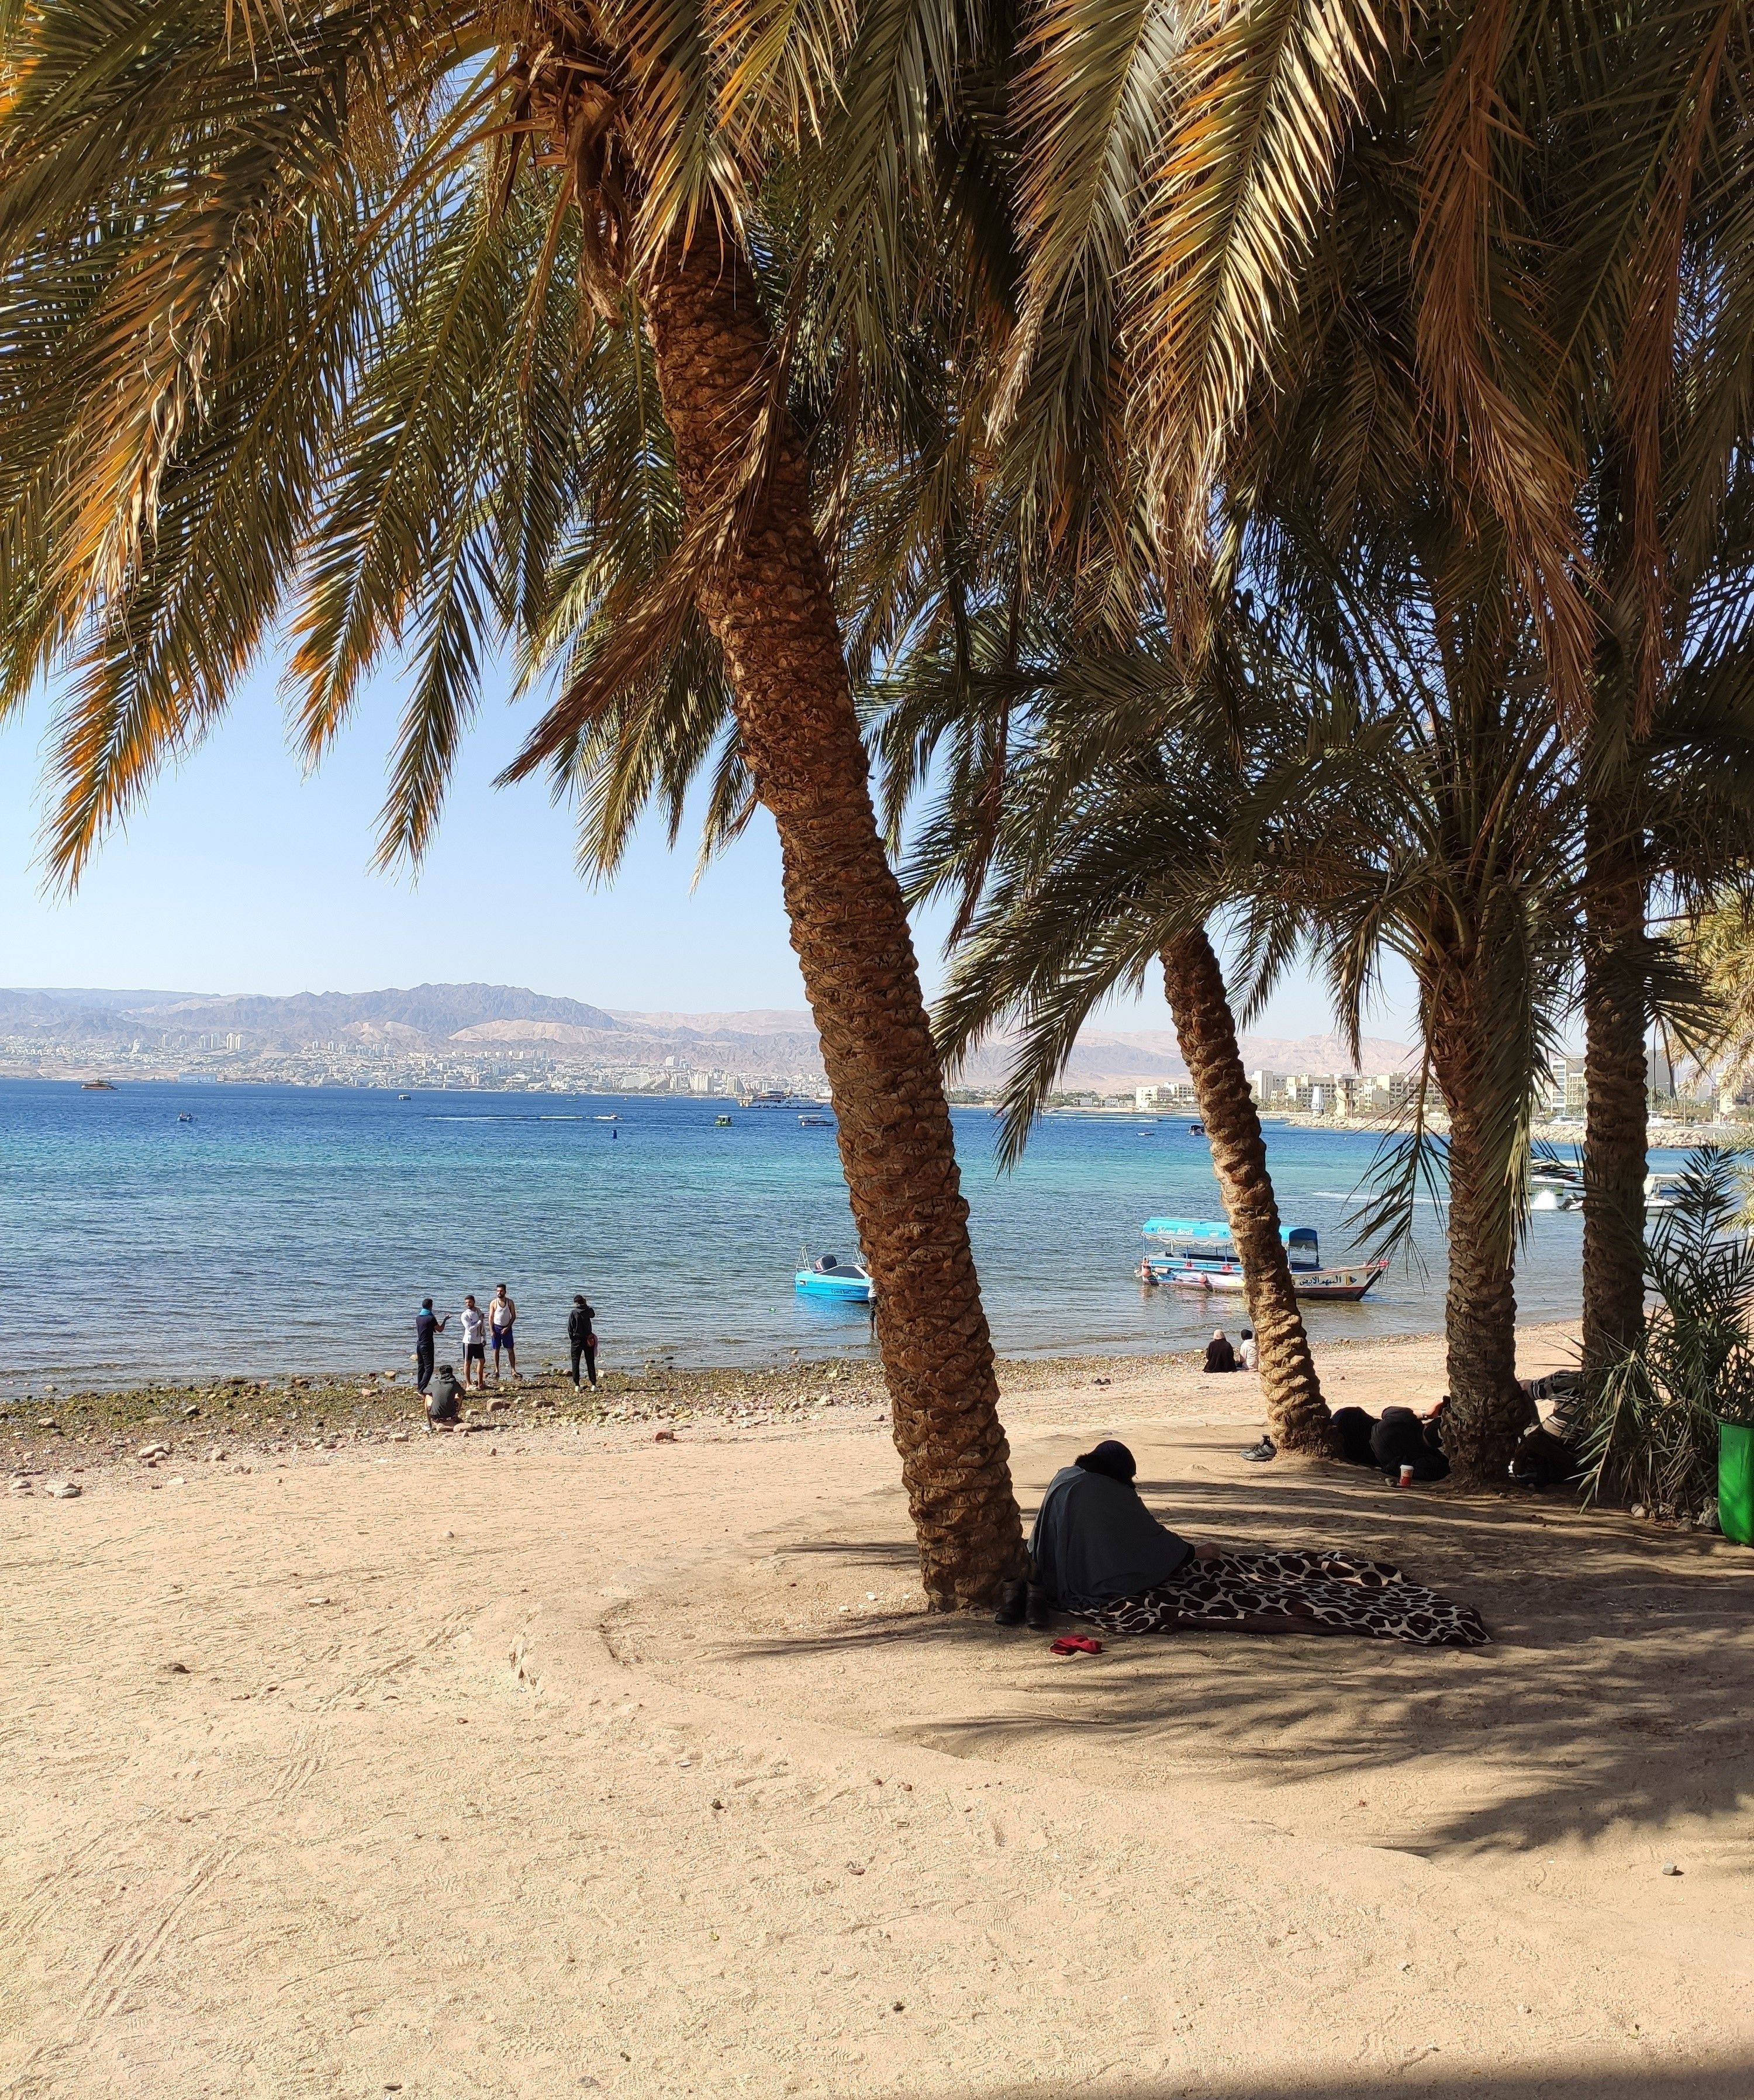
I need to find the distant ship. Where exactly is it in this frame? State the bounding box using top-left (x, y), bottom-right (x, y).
top-left (398, 1093), bottom-right (413, 1101)
top-left (80, 1079), bottom-right (118, 1091)
top-left (798, 1113), bottom-right (833, 1127)
top-left (740, 1090), bottom-right (798, 1107)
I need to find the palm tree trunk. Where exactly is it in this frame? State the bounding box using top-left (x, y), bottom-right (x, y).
top-left (1582, 806), bottom-right (1648, 1374)
top-left (1159, 931), bottom-right (1332, 1452)
top-left (1428, 989), bottom-right (1527, 1479)
top-left (638, 239), bottom-right (1023, 1608)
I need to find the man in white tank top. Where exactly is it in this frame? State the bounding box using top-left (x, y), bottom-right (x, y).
top-left (489, 1284), bottom-right (517, 1380)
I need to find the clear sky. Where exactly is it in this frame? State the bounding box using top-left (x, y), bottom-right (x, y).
top-left (0, 659), bottom-right (1414, 1040)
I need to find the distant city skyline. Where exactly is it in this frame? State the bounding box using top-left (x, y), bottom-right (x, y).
top-left (1, 659), bottom-right (1420, 1039)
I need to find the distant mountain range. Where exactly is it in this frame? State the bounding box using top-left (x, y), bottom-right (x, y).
top-left (0, 983), bottom-right (1415, 1086)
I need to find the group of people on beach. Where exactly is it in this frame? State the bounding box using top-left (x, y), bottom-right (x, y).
top-left (414, 1286), bottom-right (599, 1427)
top-left (1201, 1327), bottom-right (1256, 1373)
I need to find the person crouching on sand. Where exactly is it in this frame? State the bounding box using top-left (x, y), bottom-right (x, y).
top-left (426, 1363), bottom-right (465, 1431)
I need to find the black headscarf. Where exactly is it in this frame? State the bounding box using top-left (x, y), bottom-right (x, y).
top-left (1075, 1439), bottom-right (1137, 1483)
top-left (1029, 1447), bottom-right (1192, 1610)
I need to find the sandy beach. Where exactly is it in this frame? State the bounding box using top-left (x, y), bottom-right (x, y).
top-left (5, 1322), bottom-right (1751, 2099)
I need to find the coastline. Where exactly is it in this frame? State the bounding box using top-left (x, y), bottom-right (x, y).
top-left (4, 1321), bottom-right (1581, 1488)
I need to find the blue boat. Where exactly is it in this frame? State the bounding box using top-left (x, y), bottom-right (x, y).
top-left (795, 1252), bottom-right (873, 1304)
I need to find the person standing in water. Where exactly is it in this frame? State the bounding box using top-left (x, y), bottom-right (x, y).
top-left (414, 1297), bottom-right (447, 1394)
top-left (489, 1283), bottom-right (517, 1381)
top-left (568, 1293), bottom-right (598, 1390)
top-left (458, 1294), bottom-right (487, 1389)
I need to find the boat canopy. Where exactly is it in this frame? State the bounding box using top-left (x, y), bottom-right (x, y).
top-left (1142, 1218), bottom-right (1321, 1264)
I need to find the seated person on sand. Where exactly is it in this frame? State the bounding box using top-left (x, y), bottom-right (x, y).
top-left (1508, 1372), bottom-right (1589, 1487)
top-left (425, 1363), bottom-right (465, 1431)
top-left (999, 1440), bottom-right (1486, 1647)
top-left (1203, 1329), bottom-right (1237, 1374)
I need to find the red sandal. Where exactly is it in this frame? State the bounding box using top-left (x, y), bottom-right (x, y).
top-left (1048, 1635), bottom-right (1103, 1656)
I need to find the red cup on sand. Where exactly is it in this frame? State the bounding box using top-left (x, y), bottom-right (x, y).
top-left (1399, 1463), bottom-right (1415, 1487)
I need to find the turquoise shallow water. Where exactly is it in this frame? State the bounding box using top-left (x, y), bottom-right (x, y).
top-left (3, 1078), bottom-right (1617, 1388)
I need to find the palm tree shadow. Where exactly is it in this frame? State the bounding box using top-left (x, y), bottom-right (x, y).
top-left (892, 2067), bottom-right (1754, 2100)
top-left (710, 1468), bottom-right (1754, 1856)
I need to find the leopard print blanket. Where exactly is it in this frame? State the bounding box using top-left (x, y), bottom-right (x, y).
top-left (1082, 1548), bottom-right (1489, 1649)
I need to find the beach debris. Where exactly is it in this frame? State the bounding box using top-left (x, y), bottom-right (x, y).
top-left (47, 1481), bottom-right (81, 1498)
top-left (1662, 1861), bottom-right (1682, 1876)
top-left (182, 1404), bottom-right (200, 1418)
top-left (163, 1660), bottom-right (189, 1674)
top-left (654, 1428), bottom-right (677, 1443)
top-left (1630, 1504), bottom-right (1647, 1519)
top-left (845, 1861), bottom-right (865, 1875)
top-left (489, 1396), bottom-right (514, 1412)
top-left (307, 1595), bottom-right (332, 1607)
top-left (390, 1431), bottom-right (409, 1443)
top-left (168, 1476), bottom-right (187, 1486)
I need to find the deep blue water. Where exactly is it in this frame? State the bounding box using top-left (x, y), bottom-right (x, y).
top-left (2, 1079), bottom-right (1617, 1389)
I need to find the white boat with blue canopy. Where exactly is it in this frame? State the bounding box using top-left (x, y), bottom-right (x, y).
top-left (1139, 1218), bottom-right (1386, 1301)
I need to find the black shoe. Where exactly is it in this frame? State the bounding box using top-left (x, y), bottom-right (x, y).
top-left (1024, 1583), bottom-right (1053, 1631)
top-left (993, 1579), bottom-right (1027, 1627)
top-left (1241, 1436), bottom-right (1276, 1463)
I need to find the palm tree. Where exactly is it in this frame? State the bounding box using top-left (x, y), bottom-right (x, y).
top-left (986, 0), bottom-right (1754, 1396)
top-left (0, 0), bottom-right (1027, 1604)
top-left (928, 525), bottom-right (1582, 1481)
top-left (876, 605), bottom-right (1335, 1454)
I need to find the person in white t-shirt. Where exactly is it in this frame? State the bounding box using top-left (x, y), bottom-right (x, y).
top-left (1238, 1328), bottom-right (1259, 1373)
top-left (459, 1294), bottom-right (488, 1389)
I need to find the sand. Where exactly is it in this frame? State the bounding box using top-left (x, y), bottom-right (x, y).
top-left (4, 1322), bottom-right (1751, 2100)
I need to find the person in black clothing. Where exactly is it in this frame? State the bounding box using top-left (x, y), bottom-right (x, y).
top-left (1369, 1404), bottom-right (1451, 1482)
top-left (414, 1297), bottom-right (448, 1394)
top-left (568, 1293), bottom-right (598, 1390)
top-left (1203, 1329), bottom-right (1237, 1374)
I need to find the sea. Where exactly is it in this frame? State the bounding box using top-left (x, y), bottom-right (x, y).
top-left (2, 1077), bottom-right (1643, 1393)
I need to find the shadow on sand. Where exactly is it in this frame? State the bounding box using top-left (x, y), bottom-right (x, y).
top-left (895, 2063), bottom-right (1754, 2100)
top-left (713, 1465), bottom-right (1754, 1856)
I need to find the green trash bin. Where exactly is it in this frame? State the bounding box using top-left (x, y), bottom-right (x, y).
top-left (1721, 1419), bottom-right (1754, 1546)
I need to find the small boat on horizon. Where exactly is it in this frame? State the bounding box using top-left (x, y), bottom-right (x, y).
top-left (593, 1114), bottom-right (619, 1122)
top-left (798, 1112), bottom-right (833, 1127)
top-left (398, 1093), bottom-right (413, 1101)
top-left (795, 1251), bottom-right (873, 1304)
top-left (81, 1079), bottom-right (118, 1091)
top-left (1187, 1121), bottom-right (1205, 1136)
top-left (177, 1112), bottom-right (194, 1122)
top-left (716, 1114), bottom-right (733, 1125)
